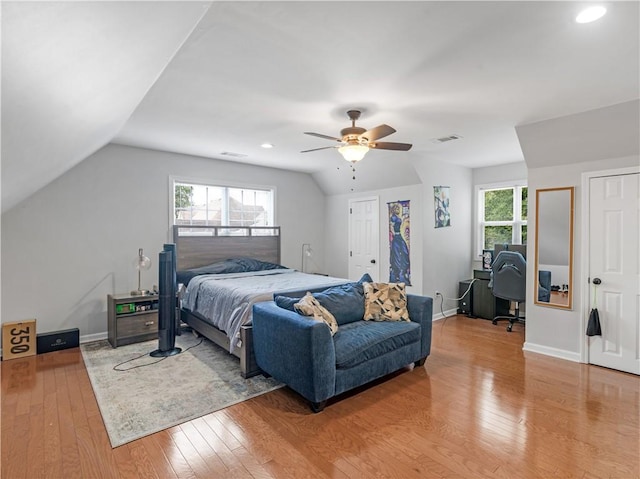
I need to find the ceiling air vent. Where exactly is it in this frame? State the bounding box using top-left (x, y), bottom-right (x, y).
top-left (432, 134), bottom-right (463, 144)
top-left (220, 151), bottom-right (248, 158)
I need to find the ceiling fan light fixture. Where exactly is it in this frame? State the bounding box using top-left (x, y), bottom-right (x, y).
top-left (338, 144), bottom-right (369, 162)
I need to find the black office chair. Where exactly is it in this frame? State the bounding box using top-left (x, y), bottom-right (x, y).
top-left (490, 251), bottom-right (526, 332)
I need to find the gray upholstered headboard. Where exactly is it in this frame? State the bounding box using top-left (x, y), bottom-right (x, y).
top-left (172, 225), bottom-right (281, 270)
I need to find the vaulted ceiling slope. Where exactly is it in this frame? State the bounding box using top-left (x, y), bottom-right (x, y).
top-left (1, 2), bottom-right (210, 213)
top-left (517, 99), bottom-right (640, 169)
top-left (2, 2), bottom-right (639, 209)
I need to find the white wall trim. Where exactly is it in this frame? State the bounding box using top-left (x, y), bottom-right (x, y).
top-left (580, 164), bottom-right (640, 364)
top-left (81, 332), bottom-right (108, 344)
top-left (523, 341), bottom-right (581, 363)
top-left (475, 179), bottom-right (528, 191)
top-left (433, 307), bottom-right (458, 321)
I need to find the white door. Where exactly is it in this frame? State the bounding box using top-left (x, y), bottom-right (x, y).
top-left (348, 197), bottom-right (379, 281)
top-left (588, 172), bottom-right (639, 375)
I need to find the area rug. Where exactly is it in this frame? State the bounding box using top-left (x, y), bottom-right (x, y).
top-left (81, 334), bottom-right (282, 448)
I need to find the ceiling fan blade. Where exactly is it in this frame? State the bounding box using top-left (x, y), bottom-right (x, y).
top-left (360, 124), bottom-right (396, 142)
top-left (370, 142), bottom-right (413, 151)
top-left (301, 146), bottom-right (338, 153)
top-left (304, 132), bottom-right (342, 142)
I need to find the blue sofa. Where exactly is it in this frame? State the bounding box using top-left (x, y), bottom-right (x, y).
top-left (252, 279), bottom-right (433, 412)
top-left (538, 270), bottom-right (552, 302)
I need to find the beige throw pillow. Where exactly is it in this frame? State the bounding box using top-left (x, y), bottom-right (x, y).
top-left (363, 282), bottom-right (410, 322)
top-left (294, 292), bottom-right (339, 335)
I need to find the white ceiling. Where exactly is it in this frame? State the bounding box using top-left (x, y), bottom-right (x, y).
top-left (2, 2), bottom-right (639, 210)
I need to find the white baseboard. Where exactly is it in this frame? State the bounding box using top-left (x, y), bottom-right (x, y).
top-left (432, 308), bottom-right (458, 321)
top-left (81, 332), bottom-right (107, 344)
top-left (523, 342), bottom-right (581, 363)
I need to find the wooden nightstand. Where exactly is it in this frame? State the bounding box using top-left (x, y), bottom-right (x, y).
top-left (107, 293), bottom-right (159, 347)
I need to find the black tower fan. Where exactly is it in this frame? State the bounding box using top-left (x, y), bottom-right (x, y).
top-left (150, 244), bottom-right (182, 357)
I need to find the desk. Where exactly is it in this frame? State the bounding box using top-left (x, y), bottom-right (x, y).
top-left (472, 270), bottom-right (510, 320)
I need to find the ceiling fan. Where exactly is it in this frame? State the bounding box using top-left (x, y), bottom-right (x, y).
top-left (301, 110), bottom-right (412, 163)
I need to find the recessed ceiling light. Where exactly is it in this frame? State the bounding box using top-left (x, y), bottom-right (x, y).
top-left (261, 143), bottom-right (274, 149)
top-left (576, 6), bottom-right (607, 24)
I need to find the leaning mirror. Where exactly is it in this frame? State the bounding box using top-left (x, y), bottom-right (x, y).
top-left (534, 187), bottom-right (574, 309)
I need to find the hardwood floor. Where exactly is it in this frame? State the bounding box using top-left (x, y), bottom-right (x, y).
top-left (2, 316), bottom-right (638, 478)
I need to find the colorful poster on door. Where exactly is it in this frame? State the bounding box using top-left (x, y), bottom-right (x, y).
top-left (388, 200), bottom-right (411, 285)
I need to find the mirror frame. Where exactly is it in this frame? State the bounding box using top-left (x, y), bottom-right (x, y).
top-left (534, 186), bottom-right (575, 309)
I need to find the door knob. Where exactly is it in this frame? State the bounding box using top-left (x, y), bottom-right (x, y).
top-left (370, 259), bottom-right (376, 264)
top-left (592, 278), bottom-right (601, 285)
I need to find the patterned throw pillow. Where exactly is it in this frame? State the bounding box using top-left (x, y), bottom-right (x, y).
top-left (294, 292), bottom-right (339, 335)
top-left (363, 282), bottom-right (410, 322)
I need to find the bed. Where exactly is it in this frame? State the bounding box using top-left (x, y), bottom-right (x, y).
top-left (173, 225), bottom-right (349, 378)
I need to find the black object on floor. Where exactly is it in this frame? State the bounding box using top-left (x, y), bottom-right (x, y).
top-left (37, 328), bottom-right (79, 354)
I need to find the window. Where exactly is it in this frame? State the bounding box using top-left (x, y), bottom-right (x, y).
top-left (173, 180), bottom-right (274, 229)
top-left (478, 183), bottom-right (527, 254)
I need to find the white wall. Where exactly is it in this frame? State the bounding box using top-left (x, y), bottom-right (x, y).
top-left (324, 184), bottom-right (424, 294)
top-left (538, 264), bottom-right (569, 287)
top-left (525, 155), bottom-right (639, 361)
top-left (537, 189), bottom-right (572, 266)
top-left (414, 159), bottom-right (473, 314)
top-left (470, 154), bottom-right (640, 362)
top-left (1, 144), bottom-right (326, 340)
top-left (518, 100), bottom-right (639, 362)
top-left (324, 158), bottom-right (473, 318)
top-left (472, 161), bottom-right (527, 186)
top-left (516, 100), bottom-right (640, 169)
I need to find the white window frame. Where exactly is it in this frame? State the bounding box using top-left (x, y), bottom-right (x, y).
top-left (475, 179), bottom-right (527, 256)
top-left (169, 175), bottom-right (276, 230)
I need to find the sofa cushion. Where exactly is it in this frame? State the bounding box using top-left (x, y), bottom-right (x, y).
top-left (333, 320), bottom-right (421, 369)
top-left (313, 273), bottom-right (372, 326)
top-left (274, 295), bottom-right (298, 311)
top-left (294, 293), bottom-right (339, 335)
top-left (274, 274), bottom-right (373, 326)
top-left (363, 282), bottom-right (410, 322)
